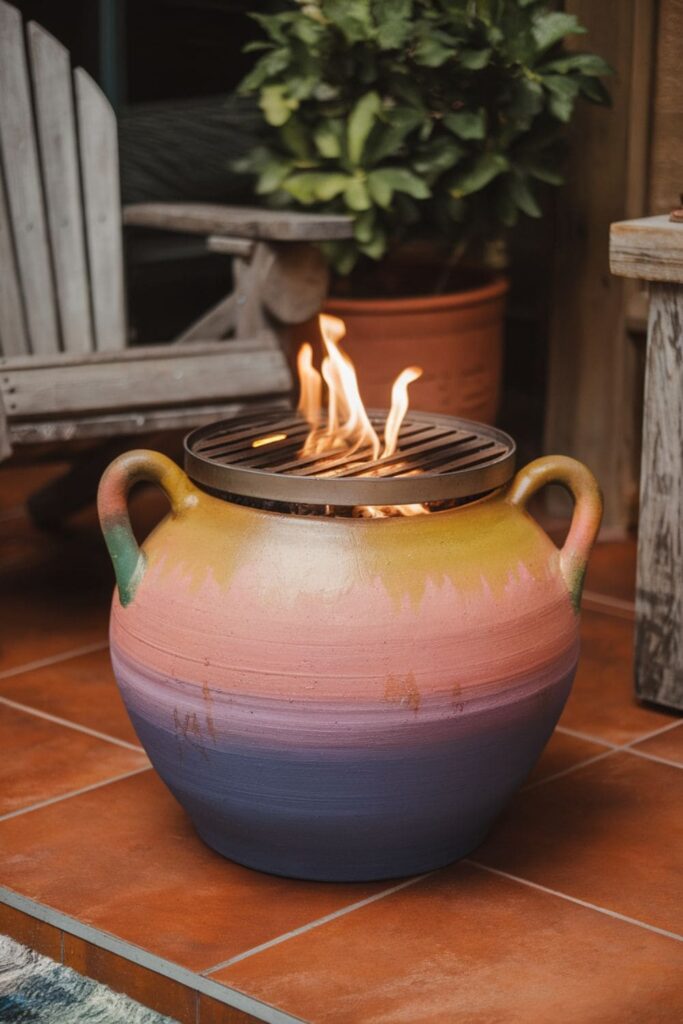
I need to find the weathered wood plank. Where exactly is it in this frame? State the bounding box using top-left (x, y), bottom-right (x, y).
top-left (205, 235), bottom-right (255, 258)
top-left (634, 283), bottom-right (683, 710)
top-left (545, 0), bottom-right (655, 534)
top-left (0, 390), bottom-right (11, 459)
top-left (0, 0), bottom-right (60, 353)
top-left (610, 216), bottom-right (683, 283)
top-left (648, 0), bottom-right (683, 215)
top-left (0, 340), bottom-right (291, 417)
top-left (74, 67), bottom-right (126, 351)
top-left (28, 22), bottom-right (94, 353)
top-left (123, 202), bottom-right (354, 241)
top-left (177, 293), bottom-right (236, 343)
top-left (8, 397), bottom-right (290, 446)
top-left (0, 159), bottom-right (29, 355)
top-left (261, 242), bottom-right (329, 324)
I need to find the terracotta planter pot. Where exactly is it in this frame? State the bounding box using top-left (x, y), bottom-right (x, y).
top-left (98, 447), bottom-right (602, 882)
top-left (295, 276), bottom-right (508, 423)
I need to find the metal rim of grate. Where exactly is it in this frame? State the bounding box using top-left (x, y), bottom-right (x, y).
top-left (184, 408), bottom-right (516, 508)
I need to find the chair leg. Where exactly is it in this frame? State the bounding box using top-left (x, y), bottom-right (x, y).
top-left (26, 439), bottom-right (131, 529)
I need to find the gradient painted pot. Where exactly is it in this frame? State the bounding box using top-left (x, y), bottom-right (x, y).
top-left (98, 451), bottom-right (602, 882)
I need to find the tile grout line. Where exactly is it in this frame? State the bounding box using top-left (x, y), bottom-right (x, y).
top-left (624, 717), bottom-right (682, 745)
top-left (0, 695), bottom-right (144, 753)
top-left (0, 641), bottom-right (110, 680)
top-left (202, 873), bottom-right (433, 975)
top-left (582, 590), bottom-right (635, 618)
top-left (0, 885), bottom-right (313, 1024)
top-left (555, 725), bottom-right (620, 749)
top-left (0, 766), bottom-right (152, 822)
top-left (521, 749), bottom-right (616, 791)
top-left (465, 860), bottom-right (683, 943)
top-left (625, 746), bottom-right (683, 771)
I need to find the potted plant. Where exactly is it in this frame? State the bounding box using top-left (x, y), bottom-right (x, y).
top-left (236, 0), bottom-right (610, 422)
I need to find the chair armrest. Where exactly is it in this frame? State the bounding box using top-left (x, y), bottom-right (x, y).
top-left (122, 202), bottom-right (354, 242)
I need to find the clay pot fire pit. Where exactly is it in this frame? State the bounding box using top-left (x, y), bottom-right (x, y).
top-left (98, 316), bottom-right (601, 881)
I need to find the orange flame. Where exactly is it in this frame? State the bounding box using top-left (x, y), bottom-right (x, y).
top-left (298, 314), bottom-right (422, 467)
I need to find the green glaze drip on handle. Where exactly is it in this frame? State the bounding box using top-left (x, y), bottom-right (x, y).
top-left (98, 449), bottom-right (198, 607)
top-left (507, 455), bottom-right (603, 613)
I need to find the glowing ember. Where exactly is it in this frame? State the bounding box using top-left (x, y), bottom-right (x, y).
top-left (252, 433), bottom-right (288, 448)
top-left (296, 313), bottom-right (424, 517)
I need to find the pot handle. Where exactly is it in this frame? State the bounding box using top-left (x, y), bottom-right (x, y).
top-left (507, 455), bottom-right (602, 610)
top-left (98, 449), bottom-right (198, 607)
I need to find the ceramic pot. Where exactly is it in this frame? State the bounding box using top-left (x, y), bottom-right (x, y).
top-left (294, 277), bottom-right (508, 424)
top-left (98, 450), bottom-right (601, 882)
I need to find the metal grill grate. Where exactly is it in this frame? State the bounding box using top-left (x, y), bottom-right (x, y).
top-left (184, 408), bottom-right (516, 508)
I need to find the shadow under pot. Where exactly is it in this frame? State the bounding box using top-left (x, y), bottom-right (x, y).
top-left (98, 420), bottom-right (601, 882)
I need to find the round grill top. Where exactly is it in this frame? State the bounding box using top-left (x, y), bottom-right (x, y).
top-left (184, 408), bottom-right (516, 508)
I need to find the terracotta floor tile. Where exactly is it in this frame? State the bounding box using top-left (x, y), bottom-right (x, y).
top-left (199, 994), bottom-right (270, 1023)
top-left (561, 609), bottom-right (674, 744)
top-left (0, 704), bottom-right (148, 816)
top-left (0, 461), bottom-right (69, 514)
top-left (632, 722), bottom-right (683, 766)
top-left (0, 647), bottom-right (139, 746)
top-left (526, 728), bottom-right (609, 785)
top-left (215, 863), bottom-right (683, 1024)
top-left (584, 537), bottom-right (637, 603)
top-left (0, 903), bottom-right (62, 960)
top-left (0, 521), bottom-right (111, 671)
top-left (476, 752), bottom-right (683, 935)
top-left (0, 473), bottom-right (170, 672)
top-left (62, 935), bottom-right (197, 1024)
top-left (0, 771), bottom-right (387, 972)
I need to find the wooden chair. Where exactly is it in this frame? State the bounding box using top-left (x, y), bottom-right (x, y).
top-left (0, 1), bottom-right (351, 517)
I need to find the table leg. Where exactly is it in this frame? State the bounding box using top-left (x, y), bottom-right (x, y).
top-left (635, 281), bottom-right (683, 709)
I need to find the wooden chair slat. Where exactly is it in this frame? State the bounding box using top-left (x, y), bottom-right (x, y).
top-left (0, 0), bottom-right (60, 354)
top-left (0, 159), bottom-right (29, 355)
top-left (74, 67), bottom-right (126, 351)
top-left (0, 340), bottom-right (291, 417)
top-left (28, 22), bottom-right (94, 354)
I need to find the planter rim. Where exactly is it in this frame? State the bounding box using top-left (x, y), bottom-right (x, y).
top-left (327, 275), bottom-right (509, 316)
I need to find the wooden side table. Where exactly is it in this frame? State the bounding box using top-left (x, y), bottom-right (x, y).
top-left (610, 215), bottom-right (683, 711)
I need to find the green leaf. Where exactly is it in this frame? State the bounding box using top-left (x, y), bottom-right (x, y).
top-left (281, 172), bottom-right (351, 204)
top-left (353, 208), bottom-right (376, 243)
top-left (532, 12), bottom-right (586, 55)
top-left (260, 85), bottom-right (297, 127)
top-left (359, 231), bottom-right (387, 259)
top-left (413, 32), bottom-right (456, 68)
top-left (256, 159), bottom-right (292, 194)
top-left (374, 0), bottom-right (413, 49)
top-left (541, 53), bottom-right (612, 77)
top-left (314, 123), bottom-right (343, 159)
top-left (389, 106), bottom-right (425, 132)
top-left (506, 78), bottom-right (544, 130)
top-left (578, 76), bottom-right (611, 105)
top-left (508, 176), bottom-right (541, 217)
top-left (345, 177), bottom-right (372, 210)
top-left (458, 47), bottom-right (491, 70)
top-left (238, 47), bottom-right (291, 94)
top-left (347, 91), bottom-right (382, 165)
top-left (367, 169), bottom-right (392, 207)
top-left (542, 75), bottom-right (580, 122)
top-left (412, 136), bottom-right (463, 176)
top-left (323, 0), bottom-right (373, 43)
top-left (443, 109), bottom-right (487, 140)
top-left (525, 160), bottom-right (564, 186)
top-left (368, 166), bottom-right (429, 199)
top-left (280, 117), bottom-right (312, 160)
top-left (450, 153), bottom-right (508, 197)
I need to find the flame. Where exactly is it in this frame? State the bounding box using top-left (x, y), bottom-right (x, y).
top-left (296, 313), bottom-right (424, 516)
